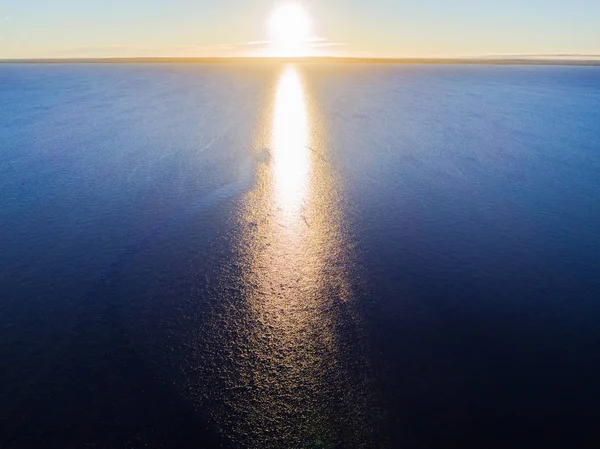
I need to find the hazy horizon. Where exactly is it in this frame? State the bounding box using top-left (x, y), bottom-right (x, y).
top-left (2, 55), bottom-right (600, 66)
top-left (1, 0), bottom-right (599, 59)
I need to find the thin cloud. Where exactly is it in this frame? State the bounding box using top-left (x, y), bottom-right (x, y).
top-left (312, 42), bottom-right (348, 48)
top-left (215, 41), bottom-right (270, 49)
top-left (476, 53), bottom-right (600, 60)
top-left (53, 36), bottom-right (348, 59)
top-left (217, 37), bottom-right (329, 48)
top-left (193, 37), bottom-right (347, 56)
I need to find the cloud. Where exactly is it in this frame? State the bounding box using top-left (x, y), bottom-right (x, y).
top-left (312, 42), bottom-right (347, 48)
top-left (215, 36), bottom-right (347, 55)
top-left (52, 36), bottom-right (349, 59)
top-left (479, 53), bottom-right (600, 60)
top-left (54, 45), bottom-right (137, 56)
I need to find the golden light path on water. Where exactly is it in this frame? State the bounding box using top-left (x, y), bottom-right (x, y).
top-left (190, 65), bottom-right (380, 448)
top-left (272, 67), bottom-right (310, 216)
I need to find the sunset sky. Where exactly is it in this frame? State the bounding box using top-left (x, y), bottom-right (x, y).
top-left (1, 0), bottom-right (599, 59)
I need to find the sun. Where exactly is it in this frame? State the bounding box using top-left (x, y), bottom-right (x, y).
top-left (269, 3), bottom-right (311, 55)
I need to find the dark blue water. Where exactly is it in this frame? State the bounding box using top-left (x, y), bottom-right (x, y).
top-left (1, 63), bottom-right (599, 448)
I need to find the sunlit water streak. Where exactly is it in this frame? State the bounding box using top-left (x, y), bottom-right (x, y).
top-left (190, 66), bottom-right (380, 448)
top-left (272, 68), bottom-right (310, 217)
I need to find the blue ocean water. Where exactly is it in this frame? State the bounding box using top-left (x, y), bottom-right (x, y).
top-left (1, 63), bottom-right (599, 448)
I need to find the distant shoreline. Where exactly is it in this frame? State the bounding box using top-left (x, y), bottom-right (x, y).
top-left (1, 57), bottom-right (600, 66)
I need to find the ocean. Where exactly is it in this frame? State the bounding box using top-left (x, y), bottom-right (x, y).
top-left (1, 63), bottom-right (599, 448)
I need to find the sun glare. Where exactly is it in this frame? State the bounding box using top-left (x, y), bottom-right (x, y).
top-left (272, 67), bottom-right (309, 210)
top-left (269, 3), bottom-right (311, 55)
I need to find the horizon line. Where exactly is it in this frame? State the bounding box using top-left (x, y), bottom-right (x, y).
top-left (1, 56), bottom-right (600, 66)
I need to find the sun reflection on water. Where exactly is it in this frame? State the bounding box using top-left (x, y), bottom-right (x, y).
top-left (195, 65), bottom-right (378, 448)
top-left (272, 67), bottom-right (310, 216)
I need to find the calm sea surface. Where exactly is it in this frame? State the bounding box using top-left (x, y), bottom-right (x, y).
top-left (1, 63), bottom-right (600, 448)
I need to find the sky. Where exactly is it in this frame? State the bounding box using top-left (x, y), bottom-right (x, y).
top-left (1, 0), bottom-right (600, 59)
